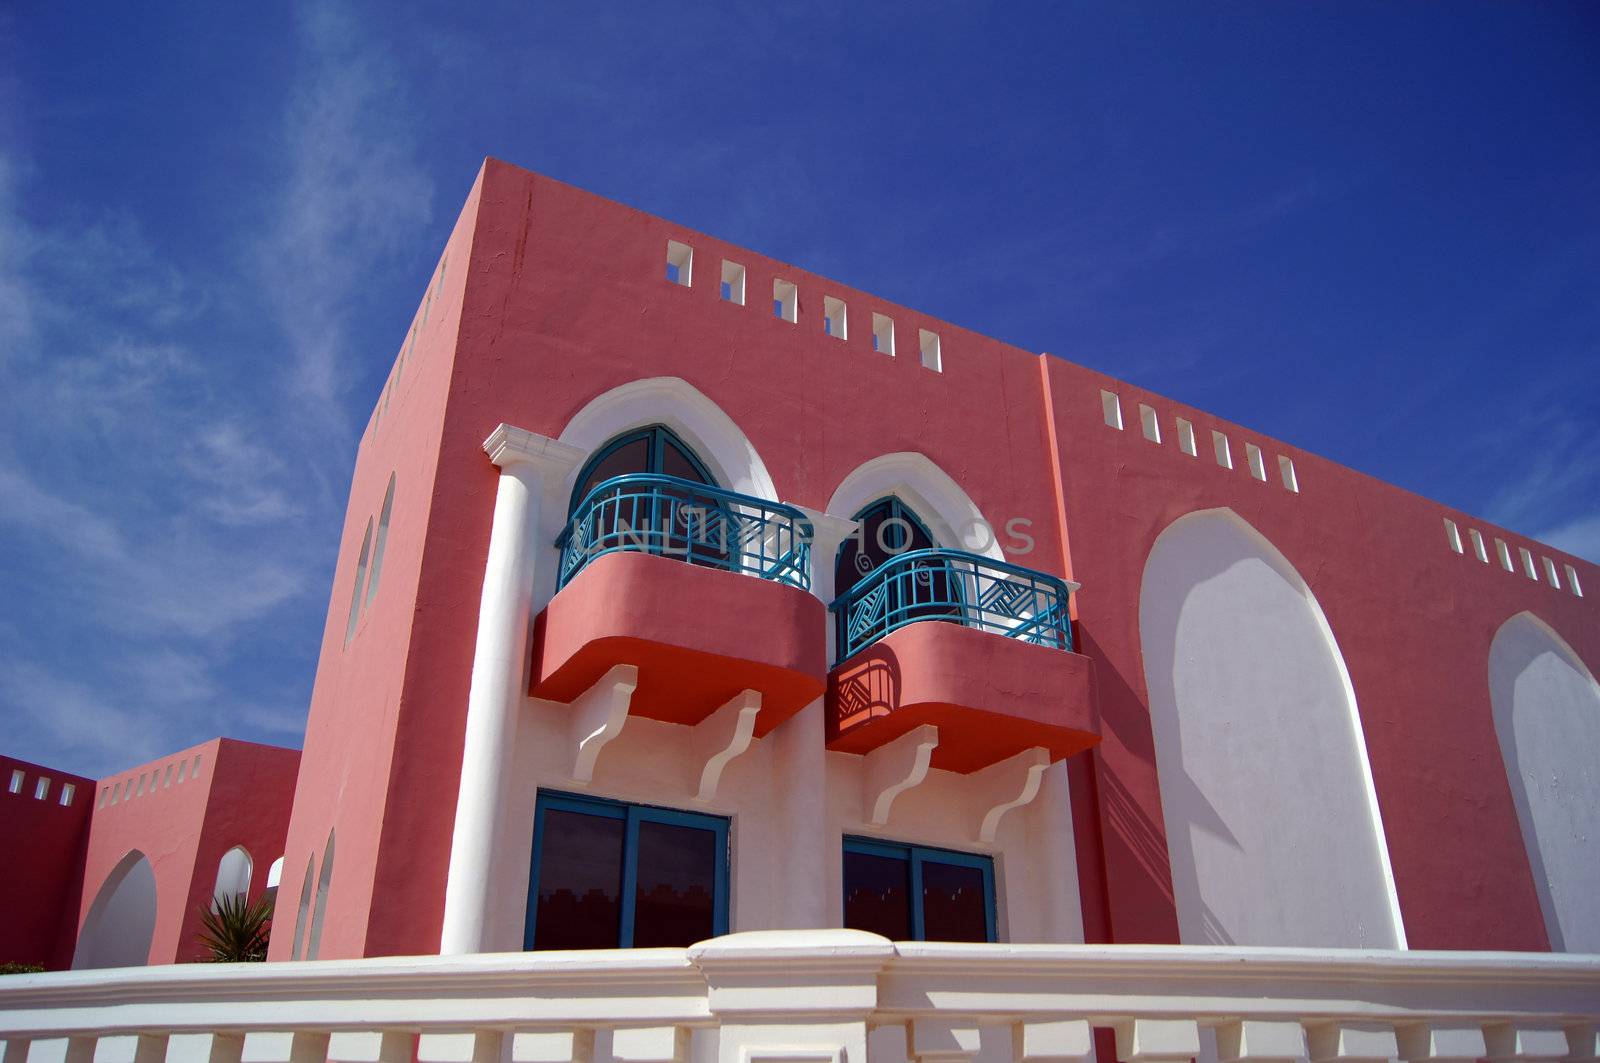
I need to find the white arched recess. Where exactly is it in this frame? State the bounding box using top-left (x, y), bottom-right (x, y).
top-left (557, 376), bottom-right (778, 502)
top-left (73, 850), bottom-right (158, 969)
top-left (823, 452), bottom-right (1006, 604)
top-left (1139, 508), bottom-right (1405, 949)
top-left (1488, 612), bottom-right (1600, 952)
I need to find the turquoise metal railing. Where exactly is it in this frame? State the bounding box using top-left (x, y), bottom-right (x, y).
top-left (557, 473), bottom-right (813, 591)
top-left (829, 548), bottom-right (1073, 662)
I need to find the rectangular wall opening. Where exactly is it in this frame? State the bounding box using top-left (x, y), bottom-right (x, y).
top-left (98, 787), bottom-right (108, 809)
top-left (60, 783), bottom-right (75, 807)
top-left (1469, 528), bottom-right (1489, 563)
top-left (919, 329), bottom-right (942, 371)
top-left (720, 260), bottom-right (746, 305)
top-left (1565, 564), bottom-right (1583, 597)
top-left (8, 769), bottom-right (23, 794)
top-left (1520, 547), bottom-right (1538, 580)
top-left (1136, 404), bottom-right (1160, 443)
top-left (1542, 557), bottom-right (1561, 588)
top-left (1245, 443), bottom-right (1267, 481)
top-left (1213, 430), bottom-right (1233, 469)
top-left (1176, 417), bottom-right (1197, 456)
top-left (665, 240), bottom-right (693, 287)
top-left (1278, 455), bottom-right (1300, 492)
top-left (1496, 538), bottom-right (1514, 571)
top-left (1444, 519), bottom-right (1463, 553)
top-left (773, 279), bottom-right (798, 323)
top-left (824, 297), bottom-right (848, 340)
top-left (34, 776), bottom-right (49, 800)
top-left (872, 313), bottom-right (895, 355)
top-left (1101, 390), bottom-right (1123, 430)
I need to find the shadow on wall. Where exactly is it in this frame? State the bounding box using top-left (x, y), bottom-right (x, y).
top-left (1138, 508), bottom-right (1403, 950)
top-left (72, 850), bottom-right (156, 970)
top-left (1489, 613), bottom-right (1600, 953)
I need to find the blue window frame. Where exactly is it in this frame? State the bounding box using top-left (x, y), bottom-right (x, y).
top-left (526, 790), bottom-right (730, 951)
top-left (842, 836), bottom-right (995, 942)
top-left (568, 424), bottom-right (719, 516)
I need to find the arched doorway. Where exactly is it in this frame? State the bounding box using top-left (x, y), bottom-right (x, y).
top-left (73, 850), bottom-right (158, 969)
top-left (1489, 612), bottom-right (1600, 952)
top-left (1139, 509), bottom-right (1402, 948)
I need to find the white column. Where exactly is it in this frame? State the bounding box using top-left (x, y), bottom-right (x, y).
top-left (791, 505), bottom-right (860, 661)
top-left (440, 424), bottom-right (585, 955)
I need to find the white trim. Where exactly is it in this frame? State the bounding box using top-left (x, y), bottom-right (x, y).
top-left (825, 453), bottom-right (1005, 562)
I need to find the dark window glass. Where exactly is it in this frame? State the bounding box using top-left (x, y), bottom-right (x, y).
top-left (531, 809), bottom-right (624, 950)
top-left (661, 439), bottom-right (709, 484)
top-left (842, 849), bottom-right (912, 940)
top-left (632, 820), bottom-right (718, 947)
top-left (920, 859), bottom-right (989, 942)
top-left (575, 436), bottom-right (650, 503)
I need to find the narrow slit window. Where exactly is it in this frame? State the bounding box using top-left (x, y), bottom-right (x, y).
top-left (824, 297), bottom-right (848, 340)
top-left (60, 783), bottom-right (75, 807)
top-left (720, 260), bottom-right (745, 305)
top-left (1101, 390), bottom-right (1123, 430)
top-left (1444, 519), bottom-right (1464, 554)
top-left (1278, 455), bottom-right (1299, 492)
top-left (192, 753), bottom-right (204, 779)
top-left (136, 773), bottom-right (146, 797)
top-left (1468, 529), bottom-right (1489, 563)
top-left (365, 475), bottom-right (397, 607)
top-left (1565, 564), bottom-right (1583, 597)
top-left (1176, 417), bottom-right (1197, 456)
top-left (1542, 557), bottom-right (1561, 588)
top-left (665, 240), bottom-right (693, 287)
top-left (98, 787), bottom-right (109, 809)
top-left (7, 769), bottom-right (21, 794)
top-left (163, 764), bottom-right (174, 788)
top-left (773, 279), bottom-right (798, 323)
top-left (345, 518), bottom-right (374, 646)
top-left (872, 313), bottom-right (895, 355)
top-left (918, 329), bottom-right (942, 372)
top-left (1245, 443), bottom-right (1267, 480)
top-left (111, 783), bottom-right (122, 804)
top-left (1520, 547), bottom-right (1538, 581)
top-left (176, 760), bottom-right (187, 784)
top-left (1496, 539), bottom-right (1514, 571)
top-left (1213, 430), bottom-right (1233, 469)
top-left (1138, 404), bottom-right (1161, 443)
top-left (35, 776), bottom-right (50, 800)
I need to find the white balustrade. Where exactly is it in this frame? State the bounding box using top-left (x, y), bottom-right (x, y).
top-left (3, 932), bottom-right (1597, 1063)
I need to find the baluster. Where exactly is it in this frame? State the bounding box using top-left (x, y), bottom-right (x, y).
top-left (1012, 1019), bottom-right (1093, 1063)
top-left (166, 1035), bottom-right (245, 1063)
top-left (1307, 1023), bottom-right (1397, 1063)
top-left (1395, 1024), bottom-right (1486, 1063)
top-left (4, 1040), bottom-right (29, 1063)
top-left (1484, 1026), bottom-right (1570, 1063)
top-left (241, 1032), bottom-right (330, 1063)
top-left (1564, 1025), bottom-right (1599, 1063)
top-left (325, 1033), bottom-right (411, 1063)
top-left (1114, 1020), bottom-right (1201, 1063)
top-left (1215, 1021), bottom-right (1309, 1063)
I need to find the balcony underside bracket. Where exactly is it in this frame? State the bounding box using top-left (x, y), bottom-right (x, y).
top-left (692, 689), bottom-right (761, 802)
top-left (863, 724), bottom-right (939, 826)
top-left (971, 746), bottom-right (1052, 843)
top-left (569, 664), bottom-right (639, 782)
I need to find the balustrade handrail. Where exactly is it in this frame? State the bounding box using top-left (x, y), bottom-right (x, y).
top-left (829, 547), bottom-right (1073, 661)
top-left (3, 934), bottom-right (1598, 1060)
top-left (556, 473), bottom-right (813, 592)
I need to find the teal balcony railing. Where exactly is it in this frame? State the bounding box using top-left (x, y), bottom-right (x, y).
top-left (829, 548), bottom-right (1073, 662)
top-left (556, 473), bottom-right (813, 592)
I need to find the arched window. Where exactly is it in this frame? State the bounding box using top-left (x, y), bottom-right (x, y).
top-left (836, 497), bottom-right (938, 594)
top-left (306, 829), bottom-right (335, 960)
top-left (343, 518), bottom-right (373, 647)
top-left (568, 424), bottom-right (718, 514)
top-left (290, 856), bottom-right (314, 961)
top-left (212, 846), bottom-right (253, 909)
top-left (834, 498), bottom-right (961, 635)
top-left (263, 855), bottom-right (284, 910)
top-left (365, 474), bottom-right (397, 607)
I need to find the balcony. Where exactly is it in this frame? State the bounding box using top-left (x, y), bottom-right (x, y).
top-left (532, 474), bottom-right (825, 735)
top-left (827, 550), bottom-right (1097, 772)
top-left (3, 932), bottom-right (1596, 1063)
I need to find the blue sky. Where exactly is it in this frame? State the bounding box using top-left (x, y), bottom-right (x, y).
top-left (2, 3), bottom-right (1596, 776)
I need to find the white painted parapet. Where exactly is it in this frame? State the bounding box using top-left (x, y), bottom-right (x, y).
top-left (4, 934), bottom-right (1599, 1063)
top-left (441, 425), bottom-right (587, 956)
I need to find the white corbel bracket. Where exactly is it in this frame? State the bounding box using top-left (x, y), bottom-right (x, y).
top-left (691, 690), bottom-right (761, 803)
top-left (971, 746), bottom-right (1051, 844)
top-left (570, 664), bottom-right (638, 782)
top-left (863, 724), bottom-right (939, 826)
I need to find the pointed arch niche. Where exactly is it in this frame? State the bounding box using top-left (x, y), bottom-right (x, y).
top-left (1139, 508), bottom-right (1404, 948)
top-left (1489, 612), bottom-right (1600, 952)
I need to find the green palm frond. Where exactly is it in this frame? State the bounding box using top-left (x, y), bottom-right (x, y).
top-left (196, 892), bottom-right (273, 963)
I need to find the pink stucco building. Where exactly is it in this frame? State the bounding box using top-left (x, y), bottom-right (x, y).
top-left (3, 158), bottom-right (1596, 1062)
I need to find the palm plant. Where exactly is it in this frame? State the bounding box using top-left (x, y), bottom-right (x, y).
top-left (196, 892), bottom-right (273, 962)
